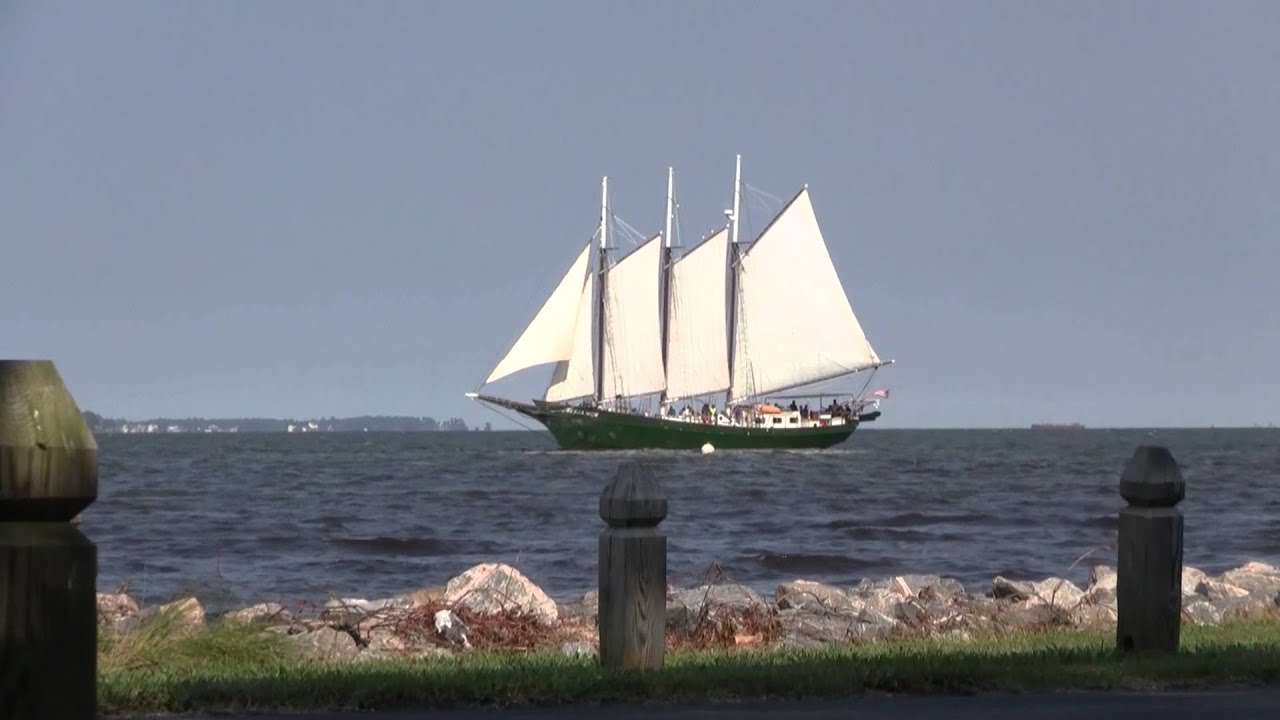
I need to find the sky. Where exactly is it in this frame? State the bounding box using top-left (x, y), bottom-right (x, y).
top-left (2, 0), bottom-right (1277, 429)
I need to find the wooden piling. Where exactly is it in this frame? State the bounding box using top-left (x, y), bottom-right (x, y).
top-left (598, 462), bottom-right (667, 670)
top-left (0, 360), bottom-right (98, 718)
top-left (1116, 445), bottom-right (1184, 654)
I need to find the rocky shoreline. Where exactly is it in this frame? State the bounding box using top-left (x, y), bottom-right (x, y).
top-left (97, 560), bottom-right (1280, 663)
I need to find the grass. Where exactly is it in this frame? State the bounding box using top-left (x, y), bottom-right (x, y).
top-left (99, 617), bottom-right (1280, 716)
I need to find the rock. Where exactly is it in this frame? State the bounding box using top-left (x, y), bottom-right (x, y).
top-left (893, 599), bottom-right (929, 627)
top-left (1229, 561), bottom-right (1280, 575)
top-left (1034, 578), bottom-right (1085, 609)
top-left (939, 609), bottom-right (1000, 637)
top-left (855, 607), bottom-right (899, 633)
top-left (365, 627), bottom-right (411, 654)
top-left (1085, 586), bottom-right (1117, 611)
top-left (359, 624), bottom-right (455, 660)
top-left (1219, 563), bottom-right (1280, 599)
top-left (1182, 600), bottom-right (1223, 626)
top-left (1087, 565), bottom-right (1117, 593)
top-left (224, 602), bottom-right (292, 626)
top-left (855, 575), bottom-right (965, 599)
top-left (396, 586), bottom-right (446, 607)
top-left (97, 591), bottom-right (140, 626)
top-left (672, 584), bottom-right (767, 612)
top-left (290, 627), bottom-right (360, 661)
top-left (668, 583), bottom-right (768, 633)
top-left (919, 598), bottom-right (968, 627)
top-left (1072, 603), bottom-right (1117, 628)
top-left (992, 576), bottom-right (1035, 600)
top-left (322, 597), bottom-right (415, 629)
top-left (443, 563), bottom-right (558, 625)
top-left (556, 590), bottom-right (598, 622)
top-left (1218, 596), bottom-right (1280, 622)
top-left (992, 577), bottom-right (1082, 608)
top-left (998, 599), bottom-right (1071, 630)
top-left (321, 599), bottom-right (364, 629)
top-left (777, 608), bottom-right (857, 645)
top-left (847, 586), bottom-right (903, 616)
top-left (776, 580), bottom-right (858, 613)
top-left (778, 602), bottom-right (901, 646)
top-left (1182, 566), bottom-right (1208, 596)
top-left (157, 597), bottom-right (205, 633)
top-left (561, 640), bottom-right (597, 659)
top-left (113, 615), bottom-right (143, 634)
top-left (1196, 579), bottom-right (1251, 603)
top-left (556, 600), bottom-right (591, 622)
top-left (954, 593), bottom-right (1000, 614)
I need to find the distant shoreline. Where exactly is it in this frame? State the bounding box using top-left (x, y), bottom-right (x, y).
top-left (81, 411), bottom-right (482, 434)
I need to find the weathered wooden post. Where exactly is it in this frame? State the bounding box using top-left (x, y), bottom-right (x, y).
top-left (598, 462), bottom-right (666, 670)
top-left (0, 360), bottom-right (98, 718)
top-left (1116, 445), bottom-right (1184, 653)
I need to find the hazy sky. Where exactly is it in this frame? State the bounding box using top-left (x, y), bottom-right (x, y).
top-left (3, 1), bottom-right (1277, 428)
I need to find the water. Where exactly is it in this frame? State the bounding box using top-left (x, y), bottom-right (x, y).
top-left (84, 429), bottom-right (1280, 614)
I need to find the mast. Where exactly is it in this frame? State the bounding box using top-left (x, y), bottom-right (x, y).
top-left (725, 154), bottom-right (742, 407)
top-left (594, 176), bottom-right (609, 405)
top-left (659, 166), bottom-right (674, 404)
top-left (730, 154), bottom-right (742, 246)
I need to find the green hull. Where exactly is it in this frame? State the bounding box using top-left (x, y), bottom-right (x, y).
top-left (539, 408), bottom-right (857, 450)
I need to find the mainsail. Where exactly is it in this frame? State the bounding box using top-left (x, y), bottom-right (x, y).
top-left (483, 242), bottom-right (592, 385)
top-left (729, 188), bottom-right (880, 402)
top-left (663, 227), bottom-right (731, 401)
top-left (544, 271), bottom-right (595, 402)
top-left (600, 235), bottom-right (665, 401)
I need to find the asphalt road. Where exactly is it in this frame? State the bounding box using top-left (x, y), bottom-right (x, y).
top-left (125, 688), bottom-right (1280, 719)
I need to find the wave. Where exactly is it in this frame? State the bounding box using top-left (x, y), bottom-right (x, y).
top-left (876, 511), bottom-right (998, 527)
top-left (1081, 514), bottom-right (1118, 530)
top-left (837, 526), bottom-right (967, 542)
top-left (740, 551), bottom-right (892, 575)
top-left (331, 536), bottom-right (476, 557)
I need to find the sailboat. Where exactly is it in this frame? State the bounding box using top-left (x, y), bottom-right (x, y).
top-left (467, 155), bottom-right (893, 450)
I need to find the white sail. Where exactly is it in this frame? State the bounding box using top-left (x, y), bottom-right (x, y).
top-left (484, 242), bottom-right (592, 385)
top-left (600, 235), bottom-right (666, 401)
top-left (664, 227), bottom-right (730, 401)
top-left (544, 272), bottom-right (595, 402)
top-left (730, 188), bottom-right (880, 402)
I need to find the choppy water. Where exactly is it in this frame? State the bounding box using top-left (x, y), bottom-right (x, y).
top-left (84, 429), bottom-right (1280, 614)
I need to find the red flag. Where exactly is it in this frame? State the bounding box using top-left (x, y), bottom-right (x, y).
top-left (872, 388), bottom-right (890, 399)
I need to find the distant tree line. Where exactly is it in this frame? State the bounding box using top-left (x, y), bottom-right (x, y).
top-left (81, 411), bottom-right (477, 434)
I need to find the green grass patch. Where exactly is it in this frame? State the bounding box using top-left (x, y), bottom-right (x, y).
top-left (100, 620), bottom-right (1280, 715)
top-left (98, 607), bottom-right (291, 676)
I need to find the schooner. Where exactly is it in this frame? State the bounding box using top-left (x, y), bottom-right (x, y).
top-left (467, 156), bottom-right (893, 450)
